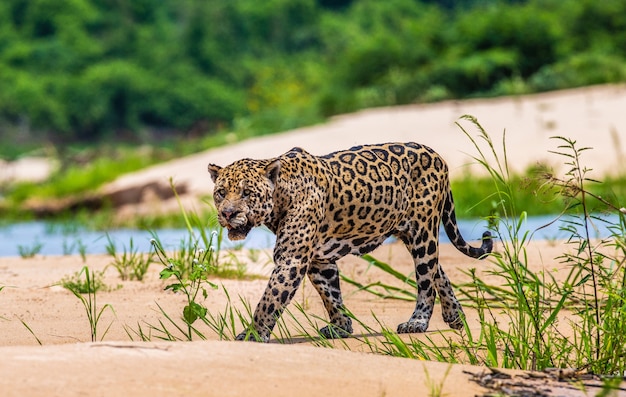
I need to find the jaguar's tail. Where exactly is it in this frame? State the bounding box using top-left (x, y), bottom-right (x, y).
top-left (441, 186), bottom-right (492, 259)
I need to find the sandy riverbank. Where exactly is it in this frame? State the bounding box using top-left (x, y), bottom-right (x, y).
top-left (2, 84), bottom-right (626, 396)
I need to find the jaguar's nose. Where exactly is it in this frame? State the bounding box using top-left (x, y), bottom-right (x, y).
top-left (221, 208), bottom-right (239, 220)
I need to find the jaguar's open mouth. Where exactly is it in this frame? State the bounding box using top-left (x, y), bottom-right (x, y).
top-left (226, 223), bottom-right (253, 241)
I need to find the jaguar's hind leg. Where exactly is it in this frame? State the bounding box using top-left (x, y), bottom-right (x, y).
top-left (397, 228), bottom-right (440, 334)
top-left (434, 264), bottom-right (465, 329)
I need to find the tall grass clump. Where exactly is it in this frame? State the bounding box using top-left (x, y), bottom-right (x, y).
top-left (543, 137), bottom-right (626, 375)
top-left (149, 234), bottom-right (218, 341)
top-left (138, 231), bottom-right (261, 342)
top-left (130, 178), bottom-right (247, 340)
top-left (441, 116), bottom-right (625, 374)
top-left (125, 179), bottom-right (269, 342)
top-left (105, 235), bottom-right (154, 281)
top-left (61, 267), bottom-right (107, 294)
top-left (140, 179), bottom-right (220, 341)
top-left (454, 115), bottom-right (572, 371)
top-left (64, 266), bottom-right (115, 342)
top-left (17, 241), bottom-right (44, 258)
top-left (462, 118), bottom-right (625, 374)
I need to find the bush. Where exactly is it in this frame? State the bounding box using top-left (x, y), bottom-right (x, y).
top-left (530, 52), bottom-right (626, 92)
top-left (2, 0), bottom-right (626, 147)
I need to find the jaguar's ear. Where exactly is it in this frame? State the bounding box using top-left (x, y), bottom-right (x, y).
top-left (207, 163), bottom-right (222, 183)
top-left (264, 159), bottom-right (281, 185)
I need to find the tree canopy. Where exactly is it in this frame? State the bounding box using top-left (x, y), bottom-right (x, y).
top-left (0, 0), bottom-right (625, 149)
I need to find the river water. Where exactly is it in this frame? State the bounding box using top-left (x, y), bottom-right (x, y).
top-left (0, 215), bottom-right (619, 258)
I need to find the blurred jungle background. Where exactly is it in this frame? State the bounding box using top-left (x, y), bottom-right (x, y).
top-left (1, 0), bottom-right (625, 221)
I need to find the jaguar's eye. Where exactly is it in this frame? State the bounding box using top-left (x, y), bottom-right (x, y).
top-left (215, 188), bottom-right (226, 199)
top-left (242, 188), bottom-right (252, 198)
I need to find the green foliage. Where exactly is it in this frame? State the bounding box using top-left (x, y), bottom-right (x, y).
top-left (62, 238), bottom-right (87, 262)
top-left (61, 267), bottom-right (107, 294)
top-left (150, 233), bottom-right (219, 341)
top-left (458, 121), bottom-right (626, 374)
top-left (17, 240), bottom-right (43, 258)
top-left (530, 52), bottom-right (626, 92)
top-left (105, 235), bottom-right (153, 281)
top-left (1, 0), bottom-right (626, 151)
top-left (450, 167), bottom-right (565, 219)
top-left (451, 166), bottom-right (626, 220)
top-left (547, 136), bottom-right (626, 374)
top-left (18, 317), bottom-right (42, 345)
top-left (63, 266), bottom-right (115, 342)
top-left (4, 145), bottom-right (172, 207)
top-left (134, 182), bottom-right (258, 341)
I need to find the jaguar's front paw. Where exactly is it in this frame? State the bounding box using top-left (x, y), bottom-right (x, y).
top-left (396, 319), bottom-right (429, 334)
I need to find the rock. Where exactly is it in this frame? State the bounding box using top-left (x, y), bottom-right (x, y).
top-left (104, 180), bottom-right (187, 207)
top-left (22, 180), bottom-right (188, 217)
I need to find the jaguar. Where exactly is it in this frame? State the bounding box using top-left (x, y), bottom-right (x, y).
top-left (208, 142), bottom-right (492, 342)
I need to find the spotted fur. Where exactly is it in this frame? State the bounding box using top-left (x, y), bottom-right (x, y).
top-left (208, 143), bottom-right (492, 342)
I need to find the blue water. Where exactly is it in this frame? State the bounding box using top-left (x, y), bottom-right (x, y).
top-left (0, 222), bottom-right (276, 258)
top-left (0, 214), bottom-right (619, 258)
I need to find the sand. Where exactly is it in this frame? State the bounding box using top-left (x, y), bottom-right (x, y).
top-left (2, 84), bottom-right (626, 396)
top-left (2, 241), bottom-right (618, 396)
top-left (107, 83), bottom-right (626, 201)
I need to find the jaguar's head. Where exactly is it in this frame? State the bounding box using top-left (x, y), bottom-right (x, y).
top-left (208, 158), bottom-right (280, 241)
